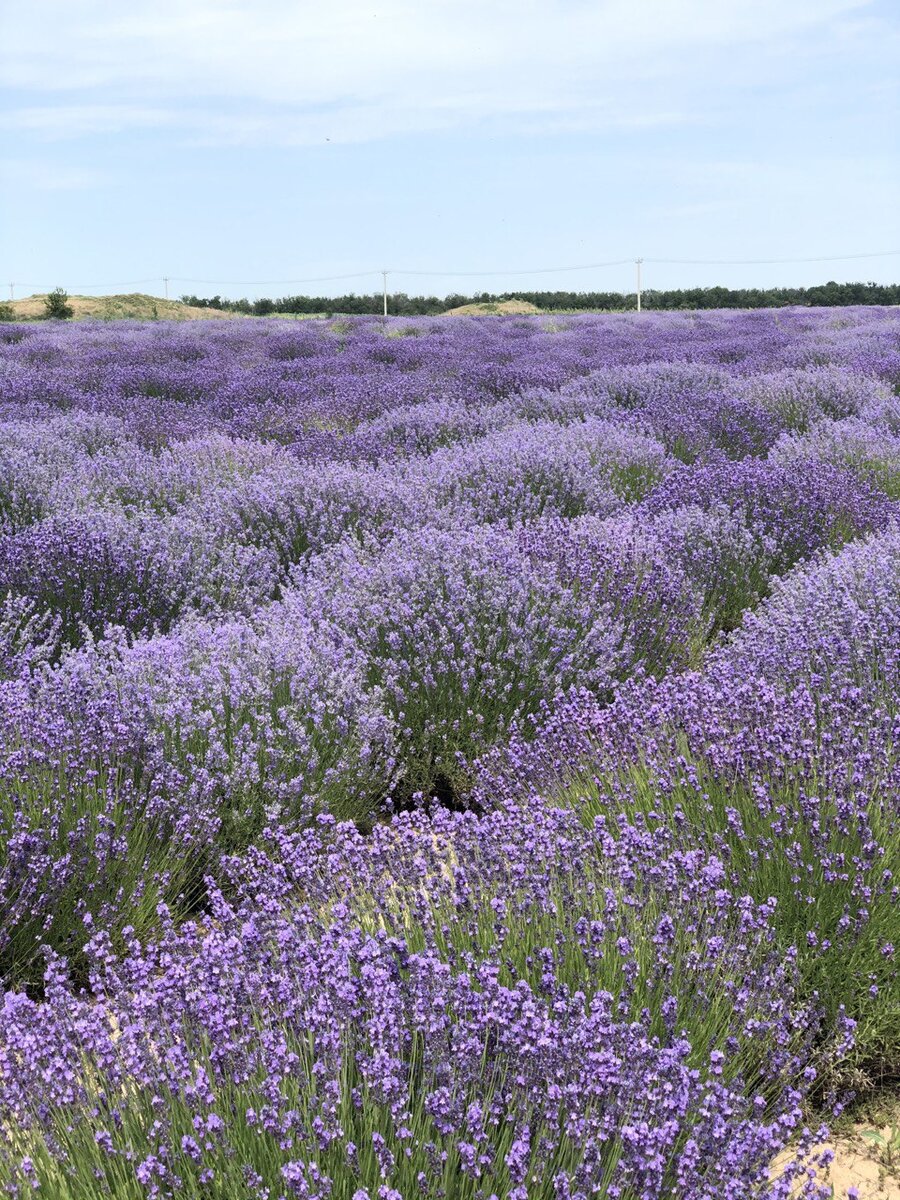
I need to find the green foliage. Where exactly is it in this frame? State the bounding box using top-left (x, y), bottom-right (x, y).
top-left (179, 281), bottom-right (900, 318)
top-left (860, 1123), bottom-right (900, 1167)
top-left (0, 301), bottom-right (14, 322)
top-left (0, 750), bottom-right (184, 985)
top-left (552, 750), bottom-right (900, 1083)
top-left (43, 288), bottom-right (74, 320)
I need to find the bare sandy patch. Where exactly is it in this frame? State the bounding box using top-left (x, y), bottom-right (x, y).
top-left (773, 1099), bottom-right (900, 1198)
top-left (4, 293), bottom-right (245, 322)
top-left (443, 298), bottom-right (542, 316)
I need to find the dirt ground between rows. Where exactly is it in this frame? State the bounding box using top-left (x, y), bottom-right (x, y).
top-left (775, 1099), bottom-right (900, 1197)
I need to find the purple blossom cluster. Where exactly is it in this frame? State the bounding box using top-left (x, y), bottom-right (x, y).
top-left (1, 804), bottom-right (841, 1199)
top-left (1, 307), bottom-right (899, 1198)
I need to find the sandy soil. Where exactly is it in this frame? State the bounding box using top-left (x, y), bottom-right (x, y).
top-left (443, 298), bottom-right (542, 316)
top-left (774, 1100), bottom-right (900, 1198)
top-left (4, 293), bottom-right (244, 321)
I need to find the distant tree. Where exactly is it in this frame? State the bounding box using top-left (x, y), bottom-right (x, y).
top-left (0, 302), bottom-right (14, 322)
top-left (43, 288), bottom-right (74, 320)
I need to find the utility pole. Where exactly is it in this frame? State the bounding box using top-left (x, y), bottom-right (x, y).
top-left (635, 258), bottom-right (643, 313)
top-left (8, 283), bottom-right (13, 301)
top-left (382, 270), bottom-right (388, 319)
top-left (163, 276), bottom-right (169, 300)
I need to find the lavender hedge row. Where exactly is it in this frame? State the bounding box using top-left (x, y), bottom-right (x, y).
top-left (1, 308), bottom-right (899, 1198)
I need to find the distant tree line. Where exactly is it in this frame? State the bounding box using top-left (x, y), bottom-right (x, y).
top-left (640, 281), bottom-right (900, 310)
top-left (180, 280), bottom-right (900, 316)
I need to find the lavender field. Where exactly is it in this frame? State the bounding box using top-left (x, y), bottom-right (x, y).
top-left (1, 308), bottom-right (899, 1199)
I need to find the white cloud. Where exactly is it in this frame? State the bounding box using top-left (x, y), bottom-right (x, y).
top-left (0, 158), bottom-right (111, 190)
top-left (0, 0), bottom-right (885, 145)
top-left (0, 105), bottom-right (178, 136)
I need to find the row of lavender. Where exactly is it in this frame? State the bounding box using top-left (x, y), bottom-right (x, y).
top-left (1, 309), bottom-right (899, 1198)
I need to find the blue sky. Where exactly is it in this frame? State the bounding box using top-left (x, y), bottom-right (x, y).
top-left (1, 0), bottom-right (898, 301)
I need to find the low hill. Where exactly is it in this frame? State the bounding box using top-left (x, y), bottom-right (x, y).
top-left (443, 298), bottom-right (542, 316)
top-left (6, 294), bottom-right (244, 321)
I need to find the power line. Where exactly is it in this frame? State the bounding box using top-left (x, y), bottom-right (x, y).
top-left (170, 271), bottom-right (383, 286)
top-left (395, 259), bottom-right (633, 277)
top-left (7, 250), bottom-right (900, 297)
top-left (15, 277), bottom-right (163, 291)
top-left (171, 250), bottom-right (900, 282)
top-left (15, 272), bottom-right (384, 291)
top-left (646, 251), bottom-right (900, 266)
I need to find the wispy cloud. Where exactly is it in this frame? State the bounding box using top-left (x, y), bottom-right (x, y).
top-left (0, 105), bottom-right (178, 137)
top-left (0, 0), bottom-right (883, 145)
top-left (0, 158), bottom-right (112, 191)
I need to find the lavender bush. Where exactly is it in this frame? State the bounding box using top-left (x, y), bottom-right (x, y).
top-left (283, 521), bottom-right (702, 802)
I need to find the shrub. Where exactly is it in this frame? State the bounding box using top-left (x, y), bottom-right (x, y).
top-left (42, 288), bottom-right (74, 320)
top-left (285, 524), bottom-right (702, 802)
